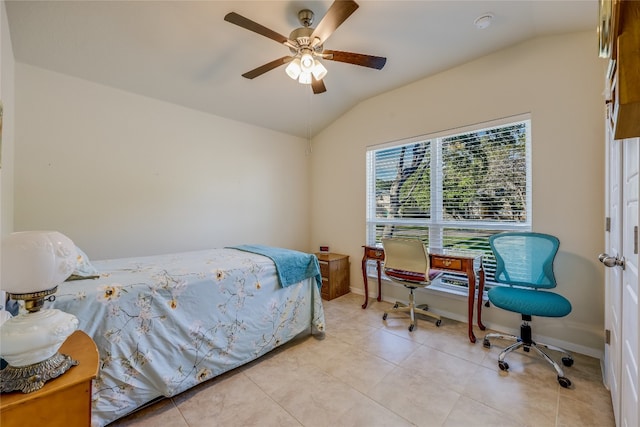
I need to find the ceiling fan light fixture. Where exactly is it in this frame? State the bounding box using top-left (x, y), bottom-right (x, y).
top-left (285, 57), bottom-right (302, 80)
top-left (311, 60), bottom-right (327, 80)
top-left (300, 51), bottom-right (315, 72)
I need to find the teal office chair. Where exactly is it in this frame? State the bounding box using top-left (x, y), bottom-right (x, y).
top-left (482, 232), bottom-right (574, 388)
top-left (381, 237), bottom-right (442, 331)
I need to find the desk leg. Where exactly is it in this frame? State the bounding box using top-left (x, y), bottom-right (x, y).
top-left (376, 260), bottom-right (382, 302)
top-left (476, 268), bottom-right (486, 331)
top-left (466, 267), bottom-right (477, 343)
top-left (361, 255), bottom-right (369, 309)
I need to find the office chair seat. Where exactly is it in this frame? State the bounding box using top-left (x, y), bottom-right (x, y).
top-left (488, 287), bottom-right (572, 318)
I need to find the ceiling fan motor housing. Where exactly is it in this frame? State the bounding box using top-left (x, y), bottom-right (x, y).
top-left (289, 26), bottom-right (323, 54)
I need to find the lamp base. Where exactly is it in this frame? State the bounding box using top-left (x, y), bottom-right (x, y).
top-left (0, 351), bottom-right (78, 393)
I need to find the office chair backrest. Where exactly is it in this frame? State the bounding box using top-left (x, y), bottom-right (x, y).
top-left (489, 232), bottom-right (559, 289)
top-left (381, 238), bottom-right (430, 278)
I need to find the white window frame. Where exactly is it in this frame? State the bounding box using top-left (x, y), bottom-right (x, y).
top-left (365, 114), bottom-right (532, 295)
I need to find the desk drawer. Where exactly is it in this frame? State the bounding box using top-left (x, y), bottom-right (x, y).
top-left (431, 256), bottom-right (462, 271)
top-left (363, 247), bottom-right (385, 261)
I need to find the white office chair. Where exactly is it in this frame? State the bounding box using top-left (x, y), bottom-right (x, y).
top-left (381, 237), bottom-right (442, 331)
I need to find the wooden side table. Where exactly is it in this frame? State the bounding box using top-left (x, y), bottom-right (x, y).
top-left (316, 253), bottom-right (350, 300)
top-left (1, 330), bottom-right (99, 427)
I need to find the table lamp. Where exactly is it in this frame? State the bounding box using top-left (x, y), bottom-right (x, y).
top-left (0, 231), bottom-right (80, 393)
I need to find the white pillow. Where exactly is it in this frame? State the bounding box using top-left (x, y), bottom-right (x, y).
top-left (72, 246), bottom-right (99, 277)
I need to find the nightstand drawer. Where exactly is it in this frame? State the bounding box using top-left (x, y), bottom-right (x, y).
top-left (315, 253), bottom-right (350, 300)
top-left (318, 260), bottom-right (329, 277)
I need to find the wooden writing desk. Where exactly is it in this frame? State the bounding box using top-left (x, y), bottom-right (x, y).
top-left (361, 245), bottom-right (486, 343)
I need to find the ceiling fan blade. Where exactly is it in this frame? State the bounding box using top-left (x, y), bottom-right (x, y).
top-left (323, 50), bottom-right (387, 70)
top-left (224, 12), bottom-right (293, 46)
top-left (312, 76), bottom-right (327, 94)
top-left (241, 56), bottom-right (292, 79)
top-left (310, 0), bottom-right (359, 46)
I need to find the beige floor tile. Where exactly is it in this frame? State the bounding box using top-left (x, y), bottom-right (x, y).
top-left (173, 372), bottom-right (300, 427)
top-left (462, 365), bottom-right (558, 427)
top-left (320, 344), bottom-right (398, 393)
top-left (556, 394), bottom-right (616, 427)
top-left (400, 345), bottom-right (482, 393)
top-left (108, 398), bottom-right (188, 427)
top-left (443, 395), bottom-right (523, 427)
top-left (352, 328), bottom-right (422, 364)
top-left (367, 365), bottom-right (462, 427)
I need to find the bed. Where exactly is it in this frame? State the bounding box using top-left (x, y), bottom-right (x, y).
top-left (49, 245), bottom-right (326, 427)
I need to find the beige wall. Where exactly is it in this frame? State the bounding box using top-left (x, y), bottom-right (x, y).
top-left (309, 32), bottom-right (607, 356)
top-left (14, 64), bottom-right (311, 259)
top-left (1, 0), bottom-right (15, 238)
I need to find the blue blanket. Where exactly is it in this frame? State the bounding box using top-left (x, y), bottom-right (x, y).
top-left (229, 245), bottom-right (322, 289)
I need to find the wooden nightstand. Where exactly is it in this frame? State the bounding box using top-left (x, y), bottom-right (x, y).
top-left (316, 253), bottom-right (350, 300)
top-left (0, 330), bottom-right (99, 427)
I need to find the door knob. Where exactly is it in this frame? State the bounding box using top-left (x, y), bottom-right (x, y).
top-left (598, 253), bottom-right (625, 269)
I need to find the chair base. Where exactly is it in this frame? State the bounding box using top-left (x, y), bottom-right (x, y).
top-left (382, 287), bottom-right (441, 331)
top-left (483, 321), bottom-right (574, 388)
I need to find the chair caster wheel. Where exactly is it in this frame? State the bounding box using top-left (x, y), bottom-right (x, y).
top-left (558, 376), bottom-right (572, 388)
top-left (417, 304), bottom-right (429, 311)
top-left (382, 313), bottom-right (388, 320)
top-left (561, 357), bottom-right (574, 367)
top-left (498, 361), bottom-right (509, 371)
top-left (483, 339), bottom-right (491, 349)
top-left (408, 324), bottom-right (415, 332)
top-left (393, 303), bottom-right (399, 309)
top-left (435, 319), bottom-right (441, 327)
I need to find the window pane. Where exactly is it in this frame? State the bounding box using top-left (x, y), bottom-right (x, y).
top-left (374, 142), bottom-right (431, 220)
top-left (441, 122), bottom-right (528, 222)
top-left (372, 224), bottom-right (430, 245)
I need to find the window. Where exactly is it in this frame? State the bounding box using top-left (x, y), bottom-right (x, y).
top-left (366, 115), bottom-right (531, 292)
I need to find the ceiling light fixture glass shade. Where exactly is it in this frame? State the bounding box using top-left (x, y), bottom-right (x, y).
top-left (0, 231), bottom-right (80, 393)
top-left (285, 57), bottom-right (302, 80)
top-left (299, 51), bottom-right (315, 72)
top-left (311, 60), bottom-right (327, 80)
top-left (298, 71), bottom-right (312, 85)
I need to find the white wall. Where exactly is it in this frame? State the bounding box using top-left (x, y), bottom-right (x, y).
top-left (14, 64), bottom-right (311, 259)
top-left (309, 32), bottom-right (607, 356)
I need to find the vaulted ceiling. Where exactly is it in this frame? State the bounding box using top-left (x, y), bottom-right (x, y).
top-left (6, 1), bottom-right (598, 138)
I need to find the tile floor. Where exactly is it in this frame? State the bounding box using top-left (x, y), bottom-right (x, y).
top-left (109, 293), bottom-right (615, 427)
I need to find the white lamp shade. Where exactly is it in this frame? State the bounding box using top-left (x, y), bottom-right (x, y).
top-left (300, 52), bottom-right (314, 72)
top-left (298, 71), bottom-right (312, 85)
top-left (1, 231), bottom-right (77, 294)
top-left (285, 57), bottom-right (301, 80)
top-left (312, 60), bottom-right (328, 80)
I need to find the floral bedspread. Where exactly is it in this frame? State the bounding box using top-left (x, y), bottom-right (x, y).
top-left (50, 248), bottom-right (326, 427)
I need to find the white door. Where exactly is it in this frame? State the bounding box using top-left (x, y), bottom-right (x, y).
top-left (603, 134), bottom-right (623, 424)
top-left (602, 135), bottom-right (639, 427)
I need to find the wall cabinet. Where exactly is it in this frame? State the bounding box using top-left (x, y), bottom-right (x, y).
top-left (601, 0), bottom-right (640, 139)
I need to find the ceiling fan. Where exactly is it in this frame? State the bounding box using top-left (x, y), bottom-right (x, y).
top-left (224, 0), bottom-right (387, 94)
